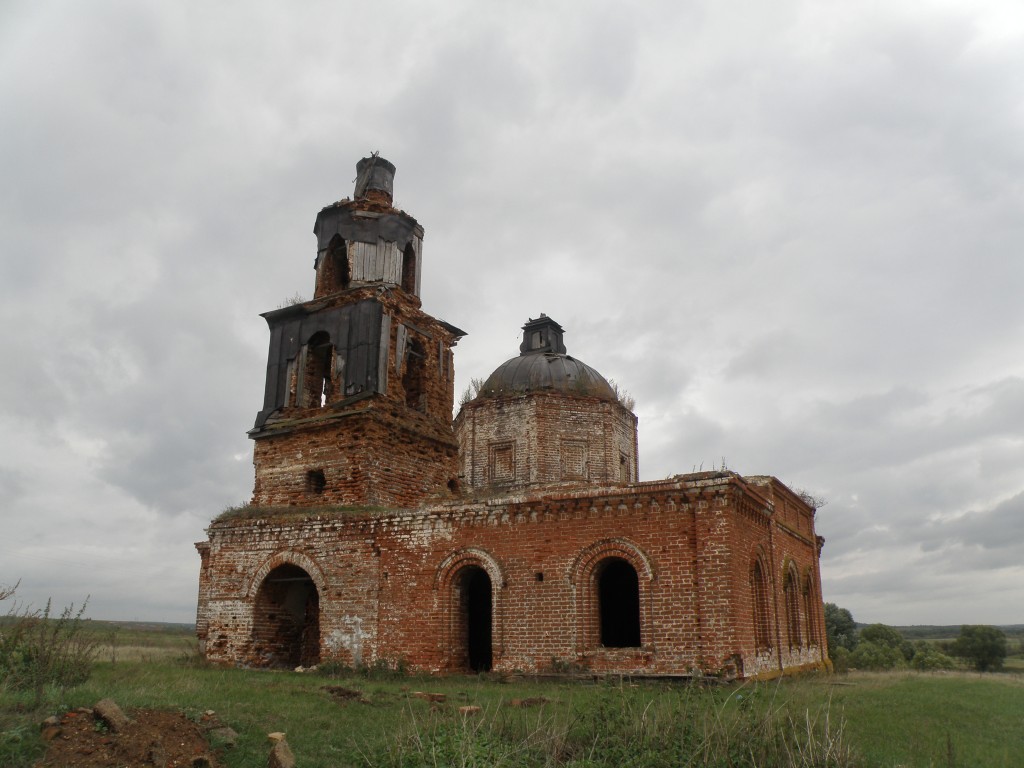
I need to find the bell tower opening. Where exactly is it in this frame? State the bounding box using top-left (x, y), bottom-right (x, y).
top-left (401, 242), bottom-right (417, 294)
top-left (403, 338), bottom-right (427, 411)
top-left (301, 331), bottom-right (334, 408)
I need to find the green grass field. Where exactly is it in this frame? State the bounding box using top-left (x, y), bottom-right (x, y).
top-left (2, 623), bottom-right (1023, 767)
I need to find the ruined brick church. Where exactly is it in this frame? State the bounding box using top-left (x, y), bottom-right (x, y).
top-left (195, 156), bottom-right (828, 679)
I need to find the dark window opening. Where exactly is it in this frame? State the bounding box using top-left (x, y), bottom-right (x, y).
top-left (402, 338), bottom-right (426, 411)
top-left (447, 478), bottom-right (459, 493)
top-left (401, 242), bottom-right (417, 294)
top-left (252, 564), bottom-right (320, 668)
top-left (752, 560), bottom-right (771, 651)
top-left (317, 235), bottom-right (350, 296)
top-left (302, 331), bottom-right (334, 408)
top-left (785, 568), bottom-right (802, 649)
top-left (598, 558), bottom-right (641, 648)
top-left (619, 453), bottom-right (630, 483)
top-left (306, 469), bottom-right (326, 495)
top-left (535, 572), bottom-right (544, 582)
top-left (459, 566), bottom-right (492, 672)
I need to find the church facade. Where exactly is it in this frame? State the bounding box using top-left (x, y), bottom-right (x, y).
top-left (195, 157), bottom-right (828, 679)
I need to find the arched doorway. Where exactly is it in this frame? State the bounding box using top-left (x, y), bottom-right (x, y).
top-left (252, 563), bottom-right (320, 667)
top-left (457, 566), bottom-right (493, 672)
top-left (598, 557), bottom-right (641, 648)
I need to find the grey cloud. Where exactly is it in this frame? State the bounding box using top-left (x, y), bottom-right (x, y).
top-left (922, 491), bottom-right (1024, 553)
top-left (3, 0), bottom-right (1024, 625)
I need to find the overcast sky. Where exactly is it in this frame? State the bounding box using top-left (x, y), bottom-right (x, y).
top-left (2, 0), bottom-right (1022, 626)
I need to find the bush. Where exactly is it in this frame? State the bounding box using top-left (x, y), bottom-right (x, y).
top-left (859, 623), bottom-right (914, 661)
top-left (848, 641), bottom-right (905, 671)
top-left (0, 587), bottom-right (98, 706)
top-left (909, 645), bottom-right (956, 671)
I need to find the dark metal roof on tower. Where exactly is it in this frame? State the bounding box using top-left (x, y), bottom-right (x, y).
top-left (478, 315), bottom-right (617, 401)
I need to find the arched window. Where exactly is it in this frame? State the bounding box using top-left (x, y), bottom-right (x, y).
top-left (401, 242), bottom-right (417, 294)
top-left (803, 573), bottom-right (818, 646)
top-left (597, 558), bottom-right (641, 648)
top-left (302, 331), bottom-right (334, 408)
top-left (402, 338), bottom-right (426, 411)
top-left (784, 564), bottom-right (802, 649)
top-left (751, 559), bottom-right (771, 651)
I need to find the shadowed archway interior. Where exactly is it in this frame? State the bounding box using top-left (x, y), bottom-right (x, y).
top-left (457, 565), bottom-right (493, 672)
top-left (598, 558), bottom-right (641, 648)
top-left (252, 563), bottom-right (320, 667)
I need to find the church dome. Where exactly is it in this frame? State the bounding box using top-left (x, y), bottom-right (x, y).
top-left (477, 315), bottom-right (617, 401)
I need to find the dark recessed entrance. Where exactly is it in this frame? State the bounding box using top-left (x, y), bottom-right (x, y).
top-left (252, 563), bottom-right (320, 667)
top-left (598, 558), bottom-right (641, 648)
top-left (460, 566), bottom-right (493, 672)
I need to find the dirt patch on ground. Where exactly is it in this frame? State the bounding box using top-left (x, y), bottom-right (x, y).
top-left (36, 707), bottom-right (218, 767)
top-left (323, 685), bottom-right (370, 704)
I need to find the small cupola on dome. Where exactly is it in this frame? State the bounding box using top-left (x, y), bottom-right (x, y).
top-left (520, 314), bottom-right (566, 355)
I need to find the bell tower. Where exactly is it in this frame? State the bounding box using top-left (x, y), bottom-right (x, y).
top-left (248, 155), bottom-right (465, 508)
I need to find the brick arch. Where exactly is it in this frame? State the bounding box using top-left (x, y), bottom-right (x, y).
top-left (246, 550), bottom-right (327, 668)
top-left (569, 539), bottom-right (655, 652)
top-left (247, 550), bottom-right (328, 600)
top-left (434, 547), bottom-right (507, 591)
top-left (748, 548), bottom-right (772, 652)
top-left (434, 548), bottom-right (506, 671)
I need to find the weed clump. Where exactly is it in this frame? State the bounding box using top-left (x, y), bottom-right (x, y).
top-left (0, 584), bottom-right (99, 707)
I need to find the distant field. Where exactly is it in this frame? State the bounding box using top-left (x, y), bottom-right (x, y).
top-left (1004, 656), bottom-right (1024, 672)
top-left (81, 618), bottom-right (198, 663)
top-left (889, 623), bottom-right (1024, 640)
top-left (3, 621), bottom-right (1023, 768)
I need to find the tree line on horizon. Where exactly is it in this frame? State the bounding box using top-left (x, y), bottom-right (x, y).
top-left (824, 603), bottom-right (1011, 673)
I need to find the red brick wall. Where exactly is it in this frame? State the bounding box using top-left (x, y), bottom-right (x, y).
top-left (198, 472), bottom-right (828, 678)
top-left (251, 408), bottom-right (459, 508)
